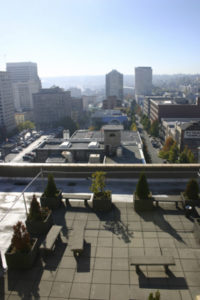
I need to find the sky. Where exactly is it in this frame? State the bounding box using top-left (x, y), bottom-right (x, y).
top-left (0, 0), bottom-right (200, 77)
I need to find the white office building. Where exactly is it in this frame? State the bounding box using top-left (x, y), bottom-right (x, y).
top-left (135, 67), bottom-right (152, 96)
top-left (106, 70), bottom-right (123, 101)
top-left (6, 62), bottom-right (41, 111)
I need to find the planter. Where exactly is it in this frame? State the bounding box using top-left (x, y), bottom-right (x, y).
top-left (40, 190), bottom-right (62, 209)
top-left (193, 218), bottom-right (200, 244)
top-left (92, 192), bottom-right (112, 212)
top-left (25, 211), bottom-right (53, 236)
top-left (133, 193), bottom-right (154, 211)
top-left (5, 238), bottom-right (38, 270)
top-left (180, 192), bottom-right (199, 207)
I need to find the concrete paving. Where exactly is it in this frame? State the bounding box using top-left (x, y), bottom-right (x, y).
top-left (0, 178), bottom-right (200, 299)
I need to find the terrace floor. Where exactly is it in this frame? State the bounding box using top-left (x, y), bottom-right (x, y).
top-left (1, 200), bottom-right (200, 300)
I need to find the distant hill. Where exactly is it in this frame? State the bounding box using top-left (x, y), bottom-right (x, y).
top-left (41, 74), bottom-right (200, 91)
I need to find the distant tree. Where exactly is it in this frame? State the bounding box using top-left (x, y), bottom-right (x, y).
top-left (150, 120), bottom-right (159, 137)
top-left (187, 149), bottom-right (196, 163)
top-left (131, 123), bottom-right (137, 131)
top-left (18, 121), bottom-right (35, 132)
top-left (57, 116), bottom-right (78, 135)
top-left (179, 150), bottom-right (189, 163)
top-left (179, 146), bottom-right (195, 163)
top-left (162, 136), bottom-right (175, 152)
top-left (168, 142), bottom-right (179, 163)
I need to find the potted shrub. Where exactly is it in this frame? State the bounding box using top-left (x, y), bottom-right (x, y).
top-left (40, 174), bottom-right (62, 209)
top-left (134, 172), bottom-right (153, 211)
top-left (26, 194), bottom-right (53, 236)
top-left (5, 221), bottom-right (38, 269)
top-left (181, 178), bottom-right (199, 207)
top-left (90, 171), bottom-right (112, 211)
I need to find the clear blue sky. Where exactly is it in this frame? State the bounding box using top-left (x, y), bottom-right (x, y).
top-left (0, 0), bottom-right (200, 77)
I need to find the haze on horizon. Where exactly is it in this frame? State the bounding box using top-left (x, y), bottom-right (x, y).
top-left (1, 0), bottom-right (200, 77)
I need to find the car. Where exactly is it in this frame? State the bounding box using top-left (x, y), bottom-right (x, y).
top-left (23, 155), bottom-right (33, 161)
top-left (11, 148), bottom-right (20, 153)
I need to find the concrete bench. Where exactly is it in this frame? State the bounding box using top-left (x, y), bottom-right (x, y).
top-left (130, 256), bottom-right (175, 272)
top-left (62, 193), bottom-right (91, 206)
top-left (154, 196), bottom-right (184, 209)
top-left (40, 225), bottom-right (62, 252)
top-left (70, 227), bottom-right (85, 257)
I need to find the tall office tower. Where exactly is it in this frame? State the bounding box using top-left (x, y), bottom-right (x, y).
top-left (106, 70), bottom-right (123, 101)
top-left (0, 72), bottom-right (16, 138)
top-left (6, 62), bottom-right (41, 111)
top-left (135, 67), bottom-right (152, 96)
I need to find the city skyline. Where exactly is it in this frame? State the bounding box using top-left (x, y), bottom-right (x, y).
top-left (0, 0), bottom-right (200, 77)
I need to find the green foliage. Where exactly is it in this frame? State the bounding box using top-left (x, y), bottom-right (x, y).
top-left (136, 172), bottom-right (149, 200)
top-left (44, 174), bottom-right (59, 197)
top-left (148, 290), bottom-right (160, 300)
top-left (168, 142), bottom-right (179, 163)
top-left (11, 221), bottom-right (31, 253)
top-left (90, 171), bottom-right (106, 195)
top-left (141, 115), bottom-right (151, 132)
top-left (57, 116), bottom-right (78, 135)
top-left (18, 120), bottom-right (35, 132)
top-left (185, 178), bottom-right (199, 200)
top-left (179, 146), bottom-right (196, 163)
top-left (150, 119), bottom-right (159, 137)
top-left (28, 194), bottom-right (50, 221)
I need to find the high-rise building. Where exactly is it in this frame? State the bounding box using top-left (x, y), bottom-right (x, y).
top-left (0, 72), bottom-right (16, 139)
top-left (106, 70), bottom-right (123, 101)
top-left (6, 62), bottom-right (41, 111)
top-left (33, 87), bottom-right (83, 129)
top-left (135, 67), bottom-right (152, 96)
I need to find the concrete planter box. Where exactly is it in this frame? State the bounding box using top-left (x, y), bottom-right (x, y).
top-left (5, 238), bottom-right (38, 270)
top-left (133, 193), bottom-right (154, 211)
top-left (180, 192), bottom-right (199, 207)
top-left (25, 211), bottom-right (53, 236)
top-left (40, 190), bottom-right (62, 210)
top-left (92, 192), bottom-right (112, 212)
top-left (193, 218), bottom-right (200, 244)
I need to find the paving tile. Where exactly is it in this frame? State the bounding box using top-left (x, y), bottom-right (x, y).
top-left (158, 289), bottom-right (182, 300)
top-left (96, 247), bottom-right (112, 258)
top-left (94, 258), bottom-right (112, 270)
top-left (85, 229), bottom-right (99, 237)
top-left (110, 284), bottom-right (130, 300)
top-left (50, 282), bottom-right (71, 298)
top-left (34, 280), bottom-right (53, 297)
top-left (112, 247), bottom-right (128, 258)
top-left (159, 238), bottom-right (175, 248)
top-left (144, 238), bottom-right (160, 248)
top-left (179, 290), bottom-right (193, 300)
top-left (92, 270), bottom-right (111, 284)
top-left (40, 270), bottom-right (57, 281)
top-left (144, 247), bottom-right (161, 256)
top-left (129, 247), bottom-right (145, 256)
top-left (178, 249), bottom-right (197, 259)
top-left (70, 283), bottom-right (90, 299)
top-left (111, 270), bottom-right (129, 284)
top-left (97, 237), bottom-right (112, 247)
top-left (112, 258), bottom-right (129, 270)
top-left (98, 230), bottom-right (113, 238)
top-left (55, 268), bottom-right (75, 282)
top-left (131, 238), bottom-right (144, 247)
top-left (59, 256), bottom-right (77, 268)
top-left (181, 259), bottom-right (200, 271)
top-left (73, 271), bottom-right (93, 283)
top-left (161, 247), bottom-right (179, 258)
top-left (185, 271), bottom-right (200, 287)
top-left (90, 283), bottom-right (110, 300)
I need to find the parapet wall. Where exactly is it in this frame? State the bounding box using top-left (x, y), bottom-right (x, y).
top-left (0, 163), bottom-right (200, 179)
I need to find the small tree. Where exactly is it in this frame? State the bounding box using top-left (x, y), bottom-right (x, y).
top-left (168, 142), bottom-right (179, 163)
top-left (136, 172), bottom-right (149, 199)
top-left (90, 171), bottom-right (106, 195)
top-left (44, 174), bottom-right (58, 197)
top-left (185, 178), bottom-right (199, 200)
top-left (148, 290), bottom-right (160, 300)
top-left (28, 194), bottom-right (50, 221)
top-left (11, 221), bottom-right (31, 253)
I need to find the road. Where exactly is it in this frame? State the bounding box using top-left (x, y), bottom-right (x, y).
top-left (136, 117), bottom-right (164, 164)
top-left (5, 135), bottom-right (48, 163)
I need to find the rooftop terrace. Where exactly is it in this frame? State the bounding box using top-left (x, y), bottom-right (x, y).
top-left (0, 177), bottom-right (200, 299)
